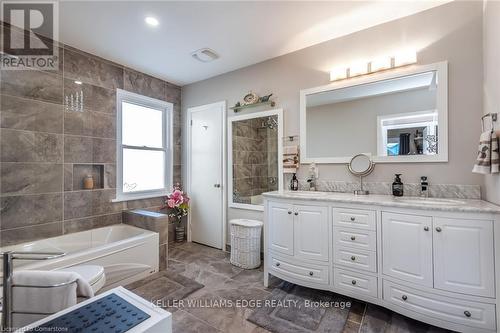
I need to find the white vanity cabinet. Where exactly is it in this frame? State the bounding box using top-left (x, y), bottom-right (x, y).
top-left (264, 193), bottom-right (500, 333)
top-left (382, 212), bottom-right (433, 287)
top-left (433, 217), bottom-right (495, 298)
top-left (268, 201), bottom-right (294, 256)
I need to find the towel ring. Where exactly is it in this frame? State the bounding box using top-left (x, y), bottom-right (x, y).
top-left (481, 113), bottom-right (498, 132)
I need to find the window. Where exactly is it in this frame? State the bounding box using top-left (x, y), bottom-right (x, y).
top-left (115, 89), bottom-right (172, 201)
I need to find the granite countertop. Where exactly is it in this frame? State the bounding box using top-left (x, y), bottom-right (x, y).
top-left (263, 191), bottom-right (500, 214)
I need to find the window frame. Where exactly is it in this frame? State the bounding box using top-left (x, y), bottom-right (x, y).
top-left (114, 89), bottom-right (173, 202)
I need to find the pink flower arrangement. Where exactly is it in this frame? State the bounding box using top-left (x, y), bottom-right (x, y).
top-left (164, 184), bottom-right (190, 224)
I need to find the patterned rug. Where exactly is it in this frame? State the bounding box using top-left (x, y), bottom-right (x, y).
top-left (247, 282), bottom-right (352, 333)
top-left (124, 271), bottom-right (204, 307)
top-left (360, 304), bottom-right (454, 333)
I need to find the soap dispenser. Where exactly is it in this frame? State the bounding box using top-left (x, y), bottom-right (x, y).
top-left (392, 174), bottom-right (404, 197)
top-left (290, 174), bottom-right (299, 191)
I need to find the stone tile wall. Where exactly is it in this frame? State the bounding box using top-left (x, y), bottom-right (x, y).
top-left (232, 117), bottom-right (278, 204)
top-left (0, 24), bottom-right (182, 246)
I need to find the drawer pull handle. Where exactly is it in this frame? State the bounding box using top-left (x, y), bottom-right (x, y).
top-left (350, 236), bottom-right (356, 241)
top-left (294, 212), bottom-right (299, 216)
top-left (350, 256), bottom-right (356, 261)
top-left (309, 272), bottom-right (313, 276)
top-left (288, 211), bottom-right (292, 215)
top-left (276, 262), bottom-right (280, 267)
top-left (402, 295), bottom-right (408, 301)
top-left (424, 226), bottom-right (429, 231)
top-left (464, 311), bottom-right (471, 318)
top-left (436, 227), bottom-right (442, 232)
top-left (351, 280), bottom-right (357, 285)
top-left (350, 217), bottom-right (356, 221)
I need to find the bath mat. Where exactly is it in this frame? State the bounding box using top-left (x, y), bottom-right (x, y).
top-left (247, 282), bottom-right (351, 333)
top-left (124, 271), bottom-right (204, 307)
top-left (359, 304), bottom-right (454, 333)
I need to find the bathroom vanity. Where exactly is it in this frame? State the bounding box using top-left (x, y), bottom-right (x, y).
top-left (263, 191), bottom-right (500, 333)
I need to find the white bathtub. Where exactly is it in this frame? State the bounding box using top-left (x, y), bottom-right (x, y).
top-left (0, 224), bottom-right (159, 290)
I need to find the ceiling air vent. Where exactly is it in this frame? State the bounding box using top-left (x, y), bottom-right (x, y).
top-left (191, 48), bottom-right (219, 63)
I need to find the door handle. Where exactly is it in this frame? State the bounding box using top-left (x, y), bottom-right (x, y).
top-left (214, 184), bottom-right (221, 188)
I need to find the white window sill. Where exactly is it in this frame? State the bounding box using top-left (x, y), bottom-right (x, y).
top-left (112, 191), bottom-right (168, 203)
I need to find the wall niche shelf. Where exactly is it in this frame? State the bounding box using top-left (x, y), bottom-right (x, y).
top-left (230, 101), bottom-right (276, 112)
top-left (73, 164), bottom-right (104, 190)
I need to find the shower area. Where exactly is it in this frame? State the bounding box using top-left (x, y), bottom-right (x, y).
top-left (231, 114), bottom-right (279, 205)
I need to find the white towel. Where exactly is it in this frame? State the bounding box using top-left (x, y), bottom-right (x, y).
top-left (473, 130), bottom-right (500, 174)
top-left (11, 270), bottom-right (93, 328)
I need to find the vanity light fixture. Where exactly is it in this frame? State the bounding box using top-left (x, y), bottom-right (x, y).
top-left (394, 50), bottom-right (417, 67)
top-left (349, 62), bottom-right (369, 77)
top-left (329, 50), bottom-right (417, 82)
top-left (145, 16), bottom-right (159, 27)
top-left (329, 67), bottom-right (348, 81)
top-left (370, 56), bottom-right (392, 72)
top-left (74, 80), bottom-right (82, 85)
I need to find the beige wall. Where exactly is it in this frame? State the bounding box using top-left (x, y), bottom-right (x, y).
top-left (483, 0), bottom-right (500, 205)
top-left (182, 1), bottom-right (485, 240)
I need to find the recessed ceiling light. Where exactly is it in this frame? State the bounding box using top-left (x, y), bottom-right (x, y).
top-left (191, 48), bottom-right (219, 63)
top-left (145, 16), bottom-right (159, 27)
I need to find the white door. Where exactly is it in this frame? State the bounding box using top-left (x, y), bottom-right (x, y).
top-left (188, 102), bottom-right (225, 249)
top-left (382, 212), bottom-right (433, 287)
top-left (268, 201), bottom-right (294, 256)
top-left (294, 205), bottom-right (329, 261)
top-left (433, 217), bottom-right (495, 297)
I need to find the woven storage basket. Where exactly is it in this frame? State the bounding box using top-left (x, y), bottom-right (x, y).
top-left (229, 219), bottom-right (263, 269)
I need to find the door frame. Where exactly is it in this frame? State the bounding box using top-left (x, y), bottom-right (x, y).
top-left (227, 108), bottom-right (284, 211)
top-left (186, 101), bottom-right (227, 249)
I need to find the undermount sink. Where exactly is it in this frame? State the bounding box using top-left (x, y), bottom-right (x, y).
top-left (290, 191), bottom-right (329, 197)
top-left (396, 197), bottom-right (466, 206)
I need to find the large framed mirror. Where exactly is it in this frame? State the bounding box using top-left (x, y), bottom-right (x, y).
top-left (300, 62), bottom-right (448, 163)
top-left (228, 109), bottom-right (283, 211)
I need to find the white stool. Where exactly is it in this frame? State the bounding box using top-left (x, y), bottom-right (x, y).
top-left (229, 219), bottom-right (263, 269)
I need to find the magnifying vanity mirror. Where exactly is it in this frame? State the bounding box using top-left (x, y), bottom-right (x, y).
top-left (348, 154), bottom-right (374, 195)
top-left (300, 62), bottom-right (448, 164)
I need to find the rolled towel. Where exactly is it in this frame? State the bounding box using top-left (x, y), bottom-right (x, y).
top-left (11, 270), bottom-right (93, 328)
top-left (473, 130), bottom-right (500, 174)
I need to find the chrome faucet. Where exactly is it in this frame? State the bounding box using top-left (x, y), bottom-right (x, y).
top-left (307, 176), bottom-right (316, 191)
top-left (420, 176), bottom-right (429, 197)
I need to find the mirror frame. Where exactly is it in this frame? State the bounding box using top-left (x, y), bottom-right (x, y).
top-left (300, 61), bottom-right (448, 164)
top-left (228, 108), bottom-right (284, 211)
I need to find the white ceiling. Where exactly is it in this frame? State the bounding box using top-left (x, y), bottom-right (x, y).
top-left (59, 1), bottom-right (450, 86)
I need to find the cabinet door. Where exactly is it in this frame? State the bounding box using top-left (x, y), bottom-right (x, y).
top-left (382, 212), bottom-right (433, 287)
top-left (433, 218), bottom-right (495, 297)
top-left (294, 205), bottom-right (329, 261)
top-left (268, 201), bottom-right (294, 256)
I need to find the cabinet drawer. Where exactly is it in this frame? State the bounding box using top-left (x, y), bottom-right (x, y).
top-left (334, 227), bottom-right (376, 251)
top-left (383, 280), bottom-right (496, 331)
top-left (334, 246), bottom-right (377, 273)
top-left (334, 268), bottom-right (378, 298)
top-left (334, 208), bottom-right (376, 230)
top-left (269, 255), bottom-right (329, 286)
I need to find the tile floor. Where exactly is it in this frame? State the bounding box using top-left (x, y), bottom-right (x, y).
top-left (160, 241), bottom-right (452, 333)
